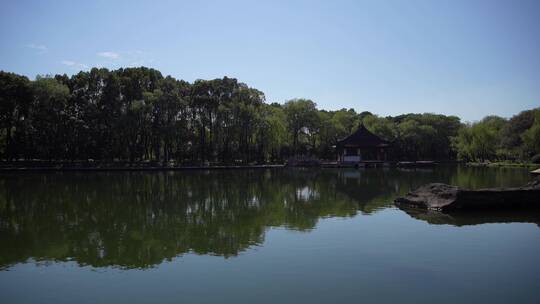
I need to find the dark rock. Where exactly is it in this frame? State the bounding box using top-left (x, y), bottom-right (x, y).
top-left (394, 178), bottom-right (540, 212)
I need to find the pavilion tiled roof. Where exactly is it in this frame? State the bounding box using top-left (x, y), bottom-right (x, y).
top-left (337, 124), bottom-right (390, 148)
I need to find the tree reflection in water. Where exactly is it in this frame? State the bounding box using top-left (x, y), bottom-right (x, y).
top-left (0, 166), bottom-right (532, 269)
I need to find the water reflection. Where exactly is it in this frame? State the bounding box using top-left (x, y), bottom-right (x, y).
top-left (0, 166), bottom-right (532, 269)
top-left (398, 207), bottom-right (540, 227)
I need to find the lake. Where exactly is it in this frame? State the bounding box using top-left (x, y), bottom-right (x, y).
top-left (1, 166), bottom-right (539, 303)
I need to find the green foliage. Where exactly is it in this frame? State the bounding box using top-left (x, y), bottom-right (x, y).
top-left (453, 109), bottom-right (540, 162)
top-left (453, 122), bottom-right (498, 161)
top-left (521, 110), bottom-right (540, 158)
top-left (0, 67), bottom-right (536, 163)
top-left (362, 114), bottom-right (397, 141)
top-left (361, 113), bottom-right (461, 160)
top-left (283, 99), bottom-right (319, 155)
top-left (0, 71), bottom-right (32, 159)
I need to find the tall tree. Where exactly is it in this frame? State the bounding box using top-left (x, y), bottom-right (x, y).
top-left (0, 71), bottom-right (32, 159)
top-left (283, 99), bottom-right (318, 155)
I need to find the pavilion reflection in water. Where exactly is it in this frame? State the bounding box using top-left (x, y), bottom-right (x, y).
top-left (0, 167), bottom-right (535, 270)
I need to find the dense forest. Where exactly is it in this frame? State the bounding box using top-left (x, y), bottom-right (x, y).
top-left (1, 67), bottom-right (539, 164)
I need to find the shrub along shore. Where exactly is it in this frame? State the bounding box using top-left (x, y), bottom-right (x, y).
top-left (1, 67), bottom-right (539, 166)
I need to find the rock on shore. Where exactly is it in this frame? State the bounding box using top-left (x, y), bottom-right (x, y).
top-left (394, 178), bottom-right (540, 212)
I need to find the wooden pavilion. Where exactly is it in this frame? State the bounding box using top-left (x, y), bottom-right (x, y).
top-left (336, 124), bottom-right (390, 163)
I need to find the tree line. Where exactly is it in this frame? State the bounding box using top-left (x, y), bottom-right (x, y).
top-left (1, 67), bottom-right (538, 164)
top-left (452, 109), bottom-right (540, 162)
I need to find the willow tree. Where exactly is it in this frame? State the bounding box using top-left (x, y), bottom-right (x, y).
top-left (283, 98), bottom-right (319, 155)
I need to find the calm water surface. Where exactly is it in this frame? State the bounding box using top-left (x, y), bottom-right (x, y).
top-left (1, 166), bottom-right (539, 303)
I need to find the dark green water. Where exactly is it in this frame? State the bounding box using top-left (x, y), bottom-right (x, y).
top-left (1, 166), bottom-right (539, 303)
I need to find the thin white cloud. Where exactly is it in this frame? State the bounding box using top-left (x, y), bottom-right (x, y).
top-left (97, 51), bottom-right (120, 59)
top-left (61, 60), bottom-right (89, 70)
top-left (27, 44), bottom-right (47, 53)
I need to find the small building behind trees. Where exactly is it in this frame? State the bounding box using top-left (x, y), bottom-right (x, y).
top-left (336, 124), bottom-right (390, 163)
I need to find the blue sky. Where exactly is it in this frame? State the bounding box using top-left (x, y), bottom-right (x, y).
top-left (1, 0), bottom-right (539, 121)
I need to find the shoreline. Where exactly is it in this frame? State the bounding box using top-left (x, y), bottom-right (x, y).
top-left (466, 162), bottom-right (539, 169)
top-left (0, 160), bottom-right (537, 172)
top-left (0, 163), bottom-right (286, 172)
